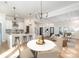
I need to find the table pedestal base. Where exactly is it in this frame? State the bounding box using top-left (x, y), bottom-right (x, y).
top-left (31, 50), bottom-right (38, 58)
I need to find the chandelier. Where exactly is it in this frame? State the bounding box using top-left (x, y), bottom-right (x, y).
top-left (40, 1), bottom-right (43, 19)
top-left (12, 6), bottom-right (18, 27)
top-left (39, 1), bottom-right (48, 19)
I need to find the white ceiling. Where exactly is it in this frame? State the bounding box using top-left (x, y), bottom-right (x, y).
top-left (0, 1), bottom-right (79, 19)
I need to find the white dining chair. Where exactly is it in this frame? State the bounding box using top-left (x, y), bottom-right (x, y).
top-left (37, 50), bottom-right (59, 58)
top-left (37, 46), bottom-right (60, 58)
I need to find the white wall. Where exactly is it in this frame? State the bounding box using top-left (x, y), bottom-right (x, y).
top-left (6, 16), bottom-right (24, 30)
top-left (24, 18), bottom-right (36, 39)
top-left (35, 21), bottom-right (54, 37)
top-left (24, 19), bottom-right (34, 34)
top-left (0, 13), bottom-right (6, 42)
top-left (44, 3), bottom-right (79, 35)
top-left (24, 18), bottom-right (55, 39)
top-left (18, 21), bottom-right (24, 29)
top-left (6, 20), bottom-right (12, 29)
top-left (47, 10), bottom-right (79, 36)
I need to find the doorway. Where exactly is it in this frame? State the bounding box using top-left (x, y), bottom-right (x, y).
top-left (50, 27), bottom-right (54, 36)
top-left (26, 26), bottom-right (30, 34)
top-left (39, 27), bottom-right (43, 35)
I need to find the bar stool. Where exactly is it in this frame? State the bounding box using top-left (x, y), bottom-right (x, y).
top-left (29, 35), bottom-right (32, 41)
top-left (23, 36), bottom-right (27, 43)
top-left (14, 37), bottom-right (20, 46)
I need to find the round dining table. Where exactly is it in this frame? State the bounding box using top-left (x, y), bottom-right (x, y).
top-left (27, 39), bottom-right (56, 58)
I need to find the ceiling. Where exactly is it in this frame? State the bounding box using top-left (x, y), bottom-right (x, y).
top-left (0, 1), bottom-right (79, 19)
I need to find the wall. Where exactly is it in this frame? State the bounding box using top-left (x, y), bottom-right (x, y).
top-left (6, 16), bottom-right (24, 30)
top-left (18, 21), bottom-right (24, 29)
top-left (0, 13), bottom-right (6, 42)
top-left (6, 19), bottom-right (12, 29)
top-left (24, 19), bottom-right (34, 34)
top-left (47, 10), bottom-right (79, 36)
top-left (24, 18), bottom-right (54, 39)
top-left (34, 20), bottom-right (54, 37)
top-left (24, 18), bottom-right (36, 39)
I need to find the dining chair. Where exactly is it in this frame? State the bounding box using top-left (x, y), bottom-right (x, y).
top-left (37, 51), bottom-right (60, 58)
top-left (37, 47), bottom-right (60, 58)
top-left (19, 47), bottom-right (34, 58)
top-left (14, 37), bottom-right (19, 46)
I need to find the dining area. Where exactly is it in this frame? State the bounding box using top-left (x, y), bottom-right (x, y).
top-left (19, 35), bottom-right (79, 58)
top-left (9, 34), bottom-right (79, 58)
top-left (0, 27), bottom-right (79, 58)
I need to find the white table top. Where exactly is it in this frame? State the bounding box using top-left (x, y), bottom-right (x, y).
top-left (27, 39), bottom-right (56, 51)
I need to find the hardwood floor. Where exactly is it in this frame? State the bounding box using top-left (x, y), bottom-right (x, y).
top-left (0, 37), bottom-right (79, 58)
top-left (0, 40), bottom-right (9, 54)
top-left (59, 38), bottom-right (79, 58)
top-left (19, 38), bottom-right (79, 58)
top-left (19, 43), bottom-right (33, 58)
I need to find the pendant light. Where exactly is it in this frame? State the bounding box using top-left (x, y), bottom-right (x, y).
top-left (12, 6), bottom-right (18, 27)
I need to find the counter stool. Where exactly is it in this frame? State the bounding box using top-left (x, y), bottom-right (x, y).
top-left (29, 35), bottom-right (32, 41)
top-left (23, 36), bottom-right (27, 43)
top-left (14, 37), bottom-right (20, 46)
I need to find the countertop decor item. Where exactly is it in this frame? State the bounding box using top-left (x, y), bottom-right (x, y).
top-left (36, 35), bottom-right (45, 45)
